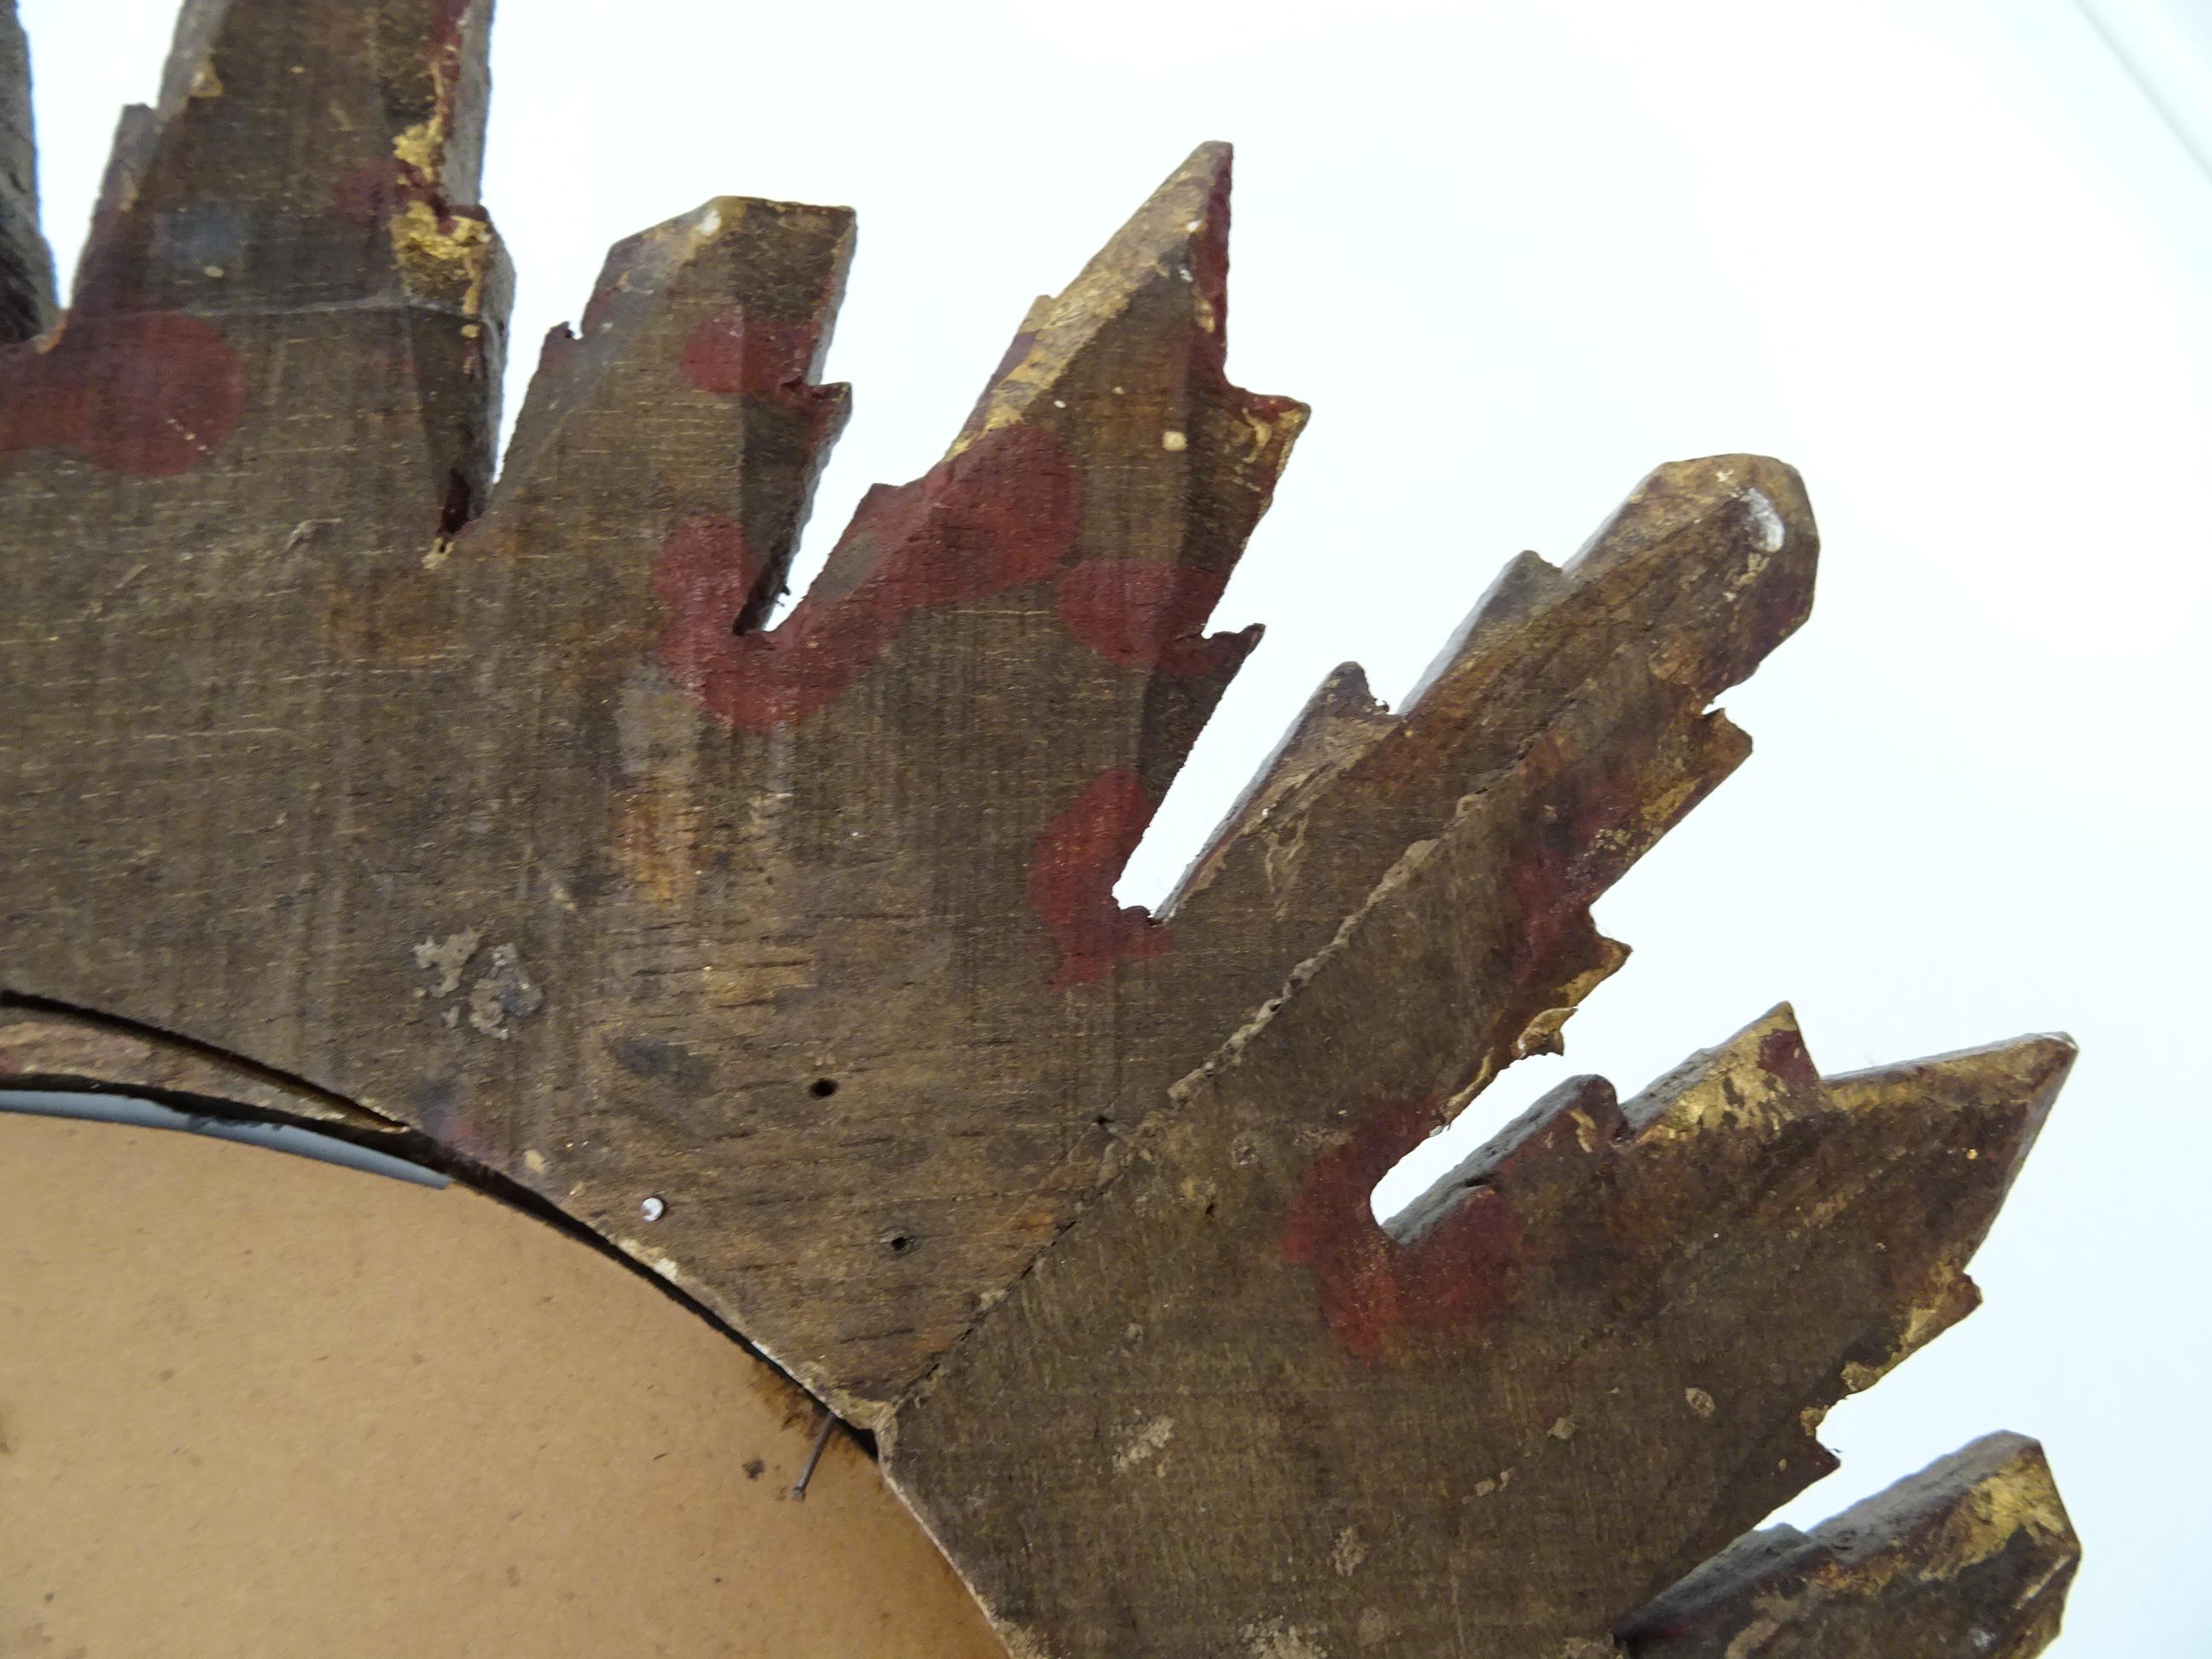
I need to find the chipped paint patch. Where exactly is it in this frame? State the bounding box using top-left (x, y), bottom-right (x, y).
top-left (412, 928), bottom-right (483, 997)
top-left (1330, 1526), bottom-right (1366, 1578)
top-left (466, 944), bottom-right (544, 1039)
top-left (1633, 1008), bottom-right (1813, 1144)
top-left (1240, 1617), bottom-right (1328, 1659)
top-left (1741, 487), bottom-right (1787, 554)
top-left (388, 198), bottom-right (498, 316)
top-left (1111, 1414), bottom-right (1174, 1475)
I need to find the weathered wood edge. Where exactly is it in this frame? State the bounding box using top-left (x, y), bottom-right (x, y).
top-left (1621, 1432), bottom-right (2080, 1657)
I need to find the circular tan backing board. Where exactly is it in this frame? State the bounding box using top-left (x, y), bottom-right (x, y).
top-left (0, 1110), bottom-right (1004, 1657)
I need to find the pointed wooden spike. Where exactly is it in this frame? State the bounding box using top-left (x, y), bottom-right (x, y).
top-left (953, 140), bottom-right (1246, 441)
top-left (0, 0), bottom-right (54, 343)
top-left (1404, 547), bottom-right (1569, 705)
top-left (1175, 661), bottom-right (1392, 895)
top-left (73, 0), bottom-right (498, 316)
top-left (1622, 1434), bottom-right (2081, 1657)
top-left (485, 195), bottom-right (853, 626)
top-left (886, 1008), bottom-right (2073, 1656)
top-left (782, 138), bottom-right (1305, 803)
top-left (26, 0), bottom-right (510, 521)
top-left (1165, 455), bottom-right (1813, 959)
top-left (1812, 1035), bottom-right (2075, 1388)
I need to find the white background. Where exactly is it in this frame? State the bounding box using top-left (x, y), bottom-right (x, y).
top-left (15, 1), bottom-right (2209, 1650)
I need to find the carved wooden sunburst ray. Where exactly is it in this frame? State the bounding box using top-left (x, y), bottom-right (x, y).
top-left (0, 2), bottom-right (2080, 1653)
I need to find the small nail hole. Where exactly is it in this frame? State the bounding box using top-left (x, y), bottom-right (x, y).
top-left (811, 1078), bottom-right (838, 1098)
top-left (882, 1230), bottom-right (915, 1255)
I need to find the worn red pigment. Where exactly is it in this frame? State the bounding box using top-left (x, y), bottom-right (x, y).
top-left (1499, 731), bottom-right (1680, 988)
top-left (332, 159), bottom-right (425, 225)
top-left (0, 313), bottom-right (247, 477)
top-left (1055, 560), bottom-right (1242, 679)
top-left (1027, 769), bottom-right (1172, 987)
top-left (681, 310), bottom-right (822, 397)
top-left (430, 0), bottom-right (471, 49)
top-left (654, 422), bottom-right (1080, 731)
top-left (1280, 1097), bottom-right (1525, 1365)
top-left (1757, 1024), bottom-right (1820, 1089)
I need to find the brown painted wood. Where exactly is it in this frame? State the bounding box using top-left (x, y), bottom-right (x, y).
top-left (0, 3), bottom-right (2082, 1654)
top-left (887, 1010), bottom-right (2074, 1656)
top-left (1622, 1434), bottom-right (2080, 1658)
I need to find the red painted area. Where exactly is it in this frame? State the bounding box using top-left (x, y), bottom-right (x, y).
top-left (330, 159), bottom-right (453, 228)
top-left (652, 514), bottom-right (763, 687)
top-left (682, 310), bottom-right (824, 397)
top-left (1757, 1025), bottom-right (1820, 1089)
top-left (1055, 560), bottom-right (1240, 679)
top-left (430, 0), bottom-right (472, 49)
top-left (1280, 1097), bottom-right (1524, 1365)
top-left (1498, 735), bottom-right (1650, 988)
top-left (1027, 769), bottom-right (1172, 987)
top-left (0, 312), bottom-right (247, 478)
top-left (655, 422), bottom-right (1080, 731)
top-left (1186, 160), bottom-right (1233, 381)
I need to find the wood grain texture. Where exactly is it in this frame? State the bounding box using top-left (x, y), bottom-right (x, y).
top-left (1622, 1434), bottom-right (2080, 1659)
top-left (0, 3), bottom-right (2081, 1653)
top-left (887, 1010), bottom-right (2072, 1656)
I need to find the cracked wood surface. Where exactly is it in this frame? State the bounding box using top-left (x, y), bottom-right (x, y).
top-left (0, 3), bottom-right (2081, 1654)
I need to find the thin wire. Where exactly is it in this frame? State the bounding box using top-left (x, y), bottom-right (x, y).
top-left (790, 1409), bottom-right (835, 1502)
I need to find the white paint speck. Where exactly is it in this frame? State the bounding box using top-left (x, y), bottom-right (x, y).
top-left (1112, 1414), bottom-right (1175, 1474)
top-left (1240, 1618), bottom-right (1327, 1659)
top-left (697, 206), bottom-right (723, 236)
top-left (1743, 487), bottom-right (1786, 553)
top-left (1161, 430), bottom-right (1188, 452)
top-left (641, 1196), bottom-right (667, 1222)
